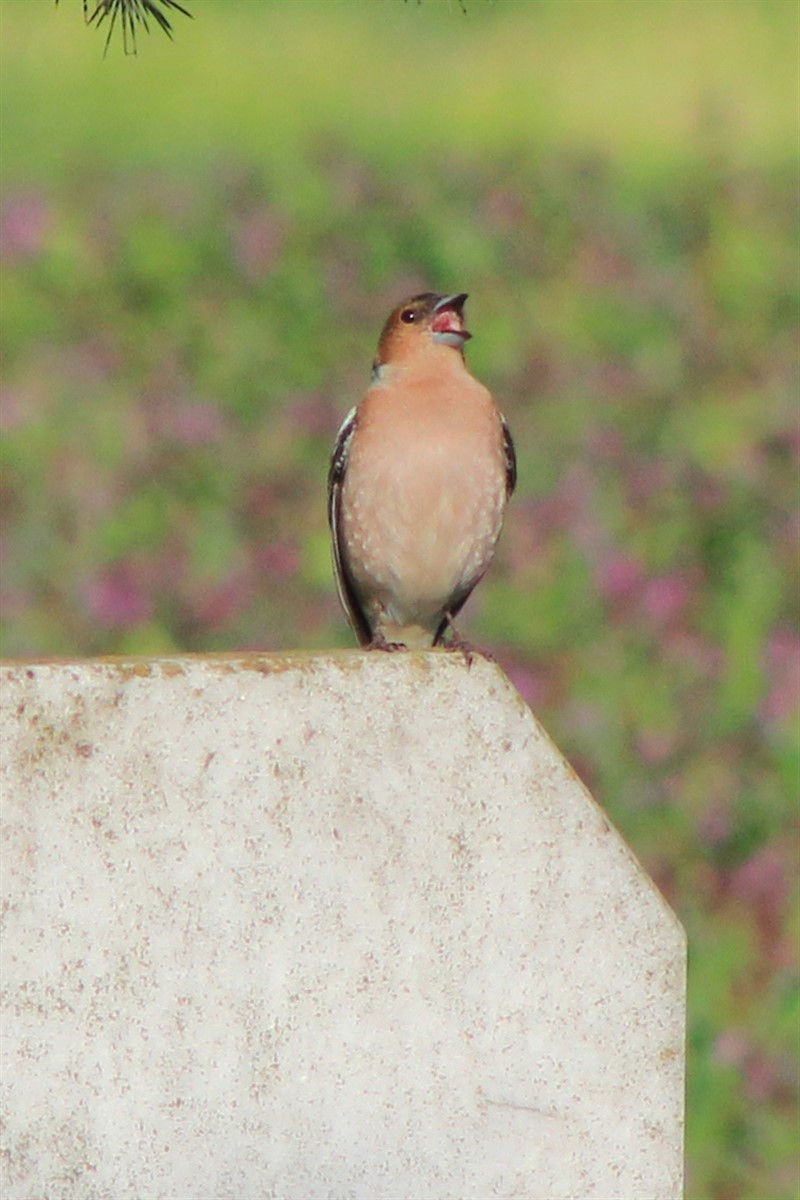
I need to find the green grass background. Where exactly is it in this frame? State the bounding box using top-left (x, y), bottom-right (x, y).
top-left (1, 1), bottom-right (798, 1195)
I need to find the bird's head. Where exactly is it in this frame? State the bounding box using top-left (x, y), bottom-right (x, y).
top-left (375, 292), bottom-right (472, 367)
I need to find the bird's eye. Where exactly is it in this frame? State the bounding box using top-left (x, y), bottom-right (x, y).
top-left (400, 309), bottom-right (416, 324)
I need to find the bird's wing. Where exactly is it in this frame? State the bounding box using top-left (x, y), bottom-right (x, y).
top-left (501, 413), bottom-right (517, 497)
top-left (328, 407), bottom-right (373, 646)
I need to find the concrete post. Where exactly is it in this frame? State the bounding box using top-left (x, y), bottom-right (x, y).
top-left (1, 652), bottom-right (685, 1199)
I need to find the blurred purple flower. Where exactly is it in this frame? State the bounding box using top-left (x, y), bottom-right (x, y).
top-left (254, 539), bottom-right (300, 581)
top-left (597, 553), bottom-right (644, 603)
top-left (483, 187), bottom-right (526, 230)
top-left (0, 386), bottom-right (43, 432)
top-left (579, 237), bottom-right (634, 286)
top-left (71, 337), bottom-right (120, 385)
top-left (628, 459), bottom-right (670, 506)
top-left (587, 360), bottom-right (639, 399)
top-left (667, 630), bottom-right (724, 675)
top-left (503, 663), bottom-right (548, 711)
top-left (170, 401), bottom-right (226, 446)
top-left (743, 1051), bottom-right (786, 1105)
top-left (190, 572), bottom-right (252, 632)
top-left (290, 393), bottom-right (339, 437)
top-left (530, 488), bottom-right (580, 538)
top-left (641, 572), bottom-right (692, 625)
top-left (588, 429), bottom-right (625, 461)
top-left (715, 1028), bottom-right (789, 1105)
top-left (231, 210), bottom-right (283, 283)
top-left (714, 1027), bottom-right (749, 1068)
top-left (761, 627), bottom-right (800, 723)
top-left (86, 564), bottom-right (153, 629)
top-left (636, 729), bottom-right (679, 766)
top-left (698, 802), bottom-right (733, 849)
top-left (729, 843), bottom-right (794, 969)
top-left (0, 193), bottom-right (51, 261)
top-left (729, 844), bottom-right (788, 913)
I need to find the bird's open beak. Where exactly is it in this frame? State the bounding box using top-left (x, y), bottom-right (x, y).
top-left (434, 293), bottom-right (468, 315)
top-left (431, 293), bottom-right (472, 341)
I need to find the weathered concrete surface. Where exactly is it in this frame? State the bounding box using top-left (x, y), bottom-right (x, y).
top-left (1, 652), bottom-right (685, 1200)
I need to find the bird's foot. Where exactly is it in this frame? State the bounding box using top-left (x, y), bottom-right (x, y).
top-left (366, 634), bottom-right (409, 653)
top-left (443, 628), bottom-right (492, 667)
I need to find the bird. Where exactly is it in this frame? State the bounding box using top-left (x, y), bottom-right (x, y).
top-left (328, 292), bottom-right (516, 653)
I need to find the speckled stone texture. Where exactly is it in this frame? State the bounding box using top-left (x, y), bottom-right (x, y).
top-left (1, 652), bottom-right (685, 1200)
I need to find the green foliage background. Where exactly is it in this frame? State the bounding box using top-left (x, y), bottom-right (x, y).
top-left (1, 1), bottom-right (798, 1195)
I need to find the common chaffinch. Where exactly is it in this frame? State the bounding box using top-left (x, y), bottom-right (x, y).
top-left (329, 292), bottom-right (515, 651)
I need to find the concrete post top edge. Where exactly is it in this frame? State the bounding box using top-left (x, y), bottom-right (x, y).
top-left (1, 646), bottom-right (487, 669)
top-left (0, 647), bottom-right (517, 691)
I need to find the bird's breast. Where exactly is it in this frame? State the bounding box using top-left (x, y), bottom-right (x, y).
top-left (341, 374), bottom-right (507, 617)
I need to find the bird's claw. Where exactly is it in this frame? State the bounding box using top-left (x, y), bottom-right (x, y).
top-left (366, 636), bottom-right (408, 653)
top-left (443, 627), bottom-right (491, 668)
